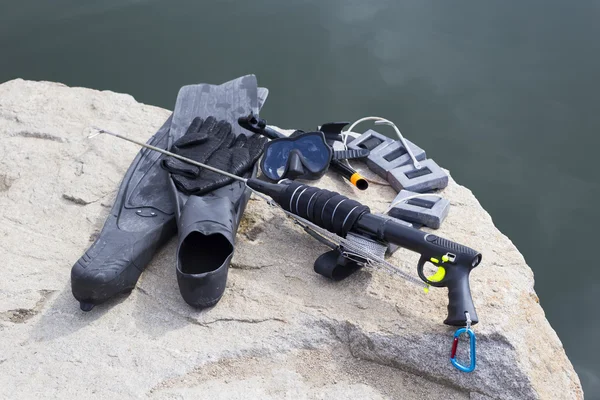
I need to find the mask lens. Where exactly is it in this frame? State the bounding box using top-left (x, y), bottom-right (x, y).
top-left (294, 134), bottom-right (330, 172)
top-left (261, 133), bottom-right (331, 181)
top-left (262, 140), bottom-right (293, 180)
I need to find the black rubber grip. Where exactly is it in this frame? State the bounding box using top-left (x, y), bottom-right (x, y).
top-left (426, 235), bottom-right (479, 257)
top-left (333, 148), bottom-right (370, 160)
top-left (314, 249), bottom-right (362, 281)
top-left (281, 182), bottom-right (369, 237)
top-left (443, 264), bottom-right (478, 326)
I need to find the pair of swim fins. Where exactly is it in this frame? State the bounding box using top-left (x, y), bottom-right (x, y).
top-left (71, 75), bottom-right (268, 311)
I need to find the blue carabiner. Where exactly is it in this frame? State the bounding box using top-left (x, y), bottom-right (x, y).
top-left (450, 327), bottom-right (476, 373)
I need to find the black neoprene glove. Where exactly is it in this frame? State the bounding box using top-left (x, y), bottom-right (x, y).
top-left (163, 116), bottom-right (267, 195)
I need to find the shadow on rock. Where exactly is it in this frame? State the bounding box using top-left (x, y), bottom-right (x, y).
top-left (30, 282), bottom-right (130, 342)
top-left (30, 240), bottom-right (190, 342)
top-left (130, 239), bottom-right (198, 338)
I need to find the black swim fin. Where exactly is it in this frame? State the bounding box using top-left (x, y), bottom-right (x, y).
top-left (70, 116), bottom-right (177, 311)
top-left (167, 75), bottom-right (265, 308)
top-left (70, 76), bottom-right (268, 311)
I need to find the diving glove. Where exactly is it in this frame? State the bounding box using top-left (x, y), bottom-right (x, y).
top-left (163, 116), bottom-right (267, 195)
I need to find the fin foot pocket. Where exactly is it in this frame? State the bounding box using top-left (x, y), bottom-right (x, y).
top-left (176, 230), bottom-right (234, 309)
top-left (179, 232), bottom-right (233, 274)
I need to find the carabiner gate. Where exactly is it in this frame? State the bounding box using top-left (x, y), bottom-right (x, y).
top-left (450, 327), bottom-right (476, 373)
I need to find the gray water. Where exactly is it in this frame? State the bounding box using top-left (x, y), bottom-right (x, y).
top-left (1, 0), bottom-right (598, 396)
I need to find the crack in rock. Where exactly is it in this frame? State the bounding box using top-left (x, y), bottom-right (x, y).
top-left (2, 308), bottom-right (37, 323)
top-left (62, 193), bottom-right (102, 206)
top-left (318, 317), bottom-right (533, 400)
top-left (188, 317), bottom-right (287, 327)
top-left (230, 262), bottom-right (275, 270)
top-left (12, 130), bottom-right (66, 143)
top-left (0, 289), bottom-right (56, 324)
top-left (147, 349), bottom-right (283, 395)
top-left (134, 287), bottom-right (285, 329)
top-left (319, 319), bottom-right (474, 396)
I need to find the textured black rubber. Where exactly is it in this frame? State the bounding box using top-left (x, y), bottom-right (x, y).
top-left (168, 75), bottom-right (266, 308)
top-left (313, 249), bottom-right (363, 281)
top-left (70, 116), bottom-right (177, 311)
top-left (70, 76), bottom-right (267, 311)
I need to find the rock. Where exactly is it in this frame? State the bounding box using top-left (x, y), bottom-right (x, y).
top-left (0, 79), bottom-right (583, 399)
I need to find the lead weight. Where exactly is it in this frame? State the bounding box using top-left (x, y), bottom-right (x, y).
top-left (347, 129), bottom-right (395, 153)
top-left (388, 190), bottom-right (450, 229)
top-left (387, 158), bottom-right (449, 193)
top-left (366, 139), bottom-right (427, 179)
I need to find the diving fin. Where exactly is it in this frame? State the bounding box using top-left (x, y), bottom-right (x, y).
top-left (168, 75), bottom-right (264, 308)
top-left (70, 76), bottom-right (268, 311)
top-left (70, 116), bottom-right (177, 311)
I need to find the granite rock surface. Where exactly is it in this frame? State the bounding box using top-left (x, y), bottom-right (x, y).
top-left (0, 79), bottom-right (583, 399)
